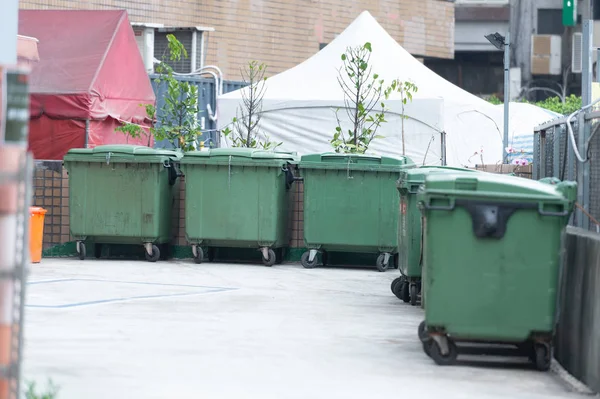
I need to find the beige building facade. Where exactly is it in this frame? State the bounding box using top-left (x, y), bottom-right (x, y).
top-left (19, 0), bottom-right (455, 80)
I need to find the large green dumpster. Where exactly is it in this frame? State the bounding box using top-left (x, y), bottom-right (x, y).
top-left (416, 173), bottom-right (576, 370)
top-left (63, 145), bottom-right (182, 262)
top-left (299, 153), bottom-right (415, 271)
top-left (180, 148), bottom-right (299, 266)
top-left (392, 166), bottom-right (478, 305)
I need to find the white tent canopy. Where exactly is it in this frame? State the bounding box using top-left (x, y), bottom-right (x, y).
top-left (497, 102), bottom-right (562, 163)
top-left (218, 11), bottom-right (506, 166)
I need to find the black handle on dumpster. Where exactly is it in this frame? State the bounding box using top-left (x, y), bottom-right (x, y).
top-left (283, 164), bottom-right (303, 190)
top-left (455, 200), bottom-right (535, 239)
top-left (164, 161), bottom-right (183, 186)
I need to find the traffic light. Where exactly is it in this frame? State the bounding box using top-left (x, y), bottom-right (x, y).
top-left (563, 0), bottom-right (577, 26)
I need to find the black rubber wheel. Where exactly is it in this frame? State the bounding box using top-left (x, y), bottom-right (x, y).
top-left (401, 281), bottom-right (410, 303)
top-left (193, 246), bottom-right (204, 264)
top-left (418, 320), bottom-right (429, 342)
top-left (77, 242), bottom-right (86, 260)
top-left (534, 343), bottom-right (551, 372)
top-left (145, 244), bottom-right (160, 262)
top-left (301, 251), bottom-right (318, 269)
top-left (410, 283), bottom-right (418, 306)
top-left (263, 248), bottom-right (277, 267)
top-left (429, 338), bottom-right (458, 366)
top-left (94, 244), bottom-right (102, 259)
top-left (391, 277), bottom-right (403, 296)
top-left (376, 254), bottom-right (389, 272)
top-left (422, 341), bottom-right (433, 358)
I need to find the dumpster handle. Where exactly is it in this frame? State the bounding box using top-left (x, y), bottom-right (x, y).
top-left (163, 160), bottom-right (183, 185)
top-left (424, 197), bottom-right (455, 211)
top-left (282, 166), bottom-right (304, 181)
top-left (282, 165), bottom-right (303, 190)
top-left (538, 202), bottom-right (569, 217)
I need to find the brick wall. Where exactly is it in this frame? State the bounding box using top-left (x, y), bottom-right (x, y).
top-left (19, 0), bottom-right (455, 80)
top-left (32, 161), bottom-right (305, 252)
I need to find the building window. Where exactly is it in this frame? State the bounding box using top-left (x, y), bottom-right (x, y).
top-left (537, 9), bottom-right (563, 35)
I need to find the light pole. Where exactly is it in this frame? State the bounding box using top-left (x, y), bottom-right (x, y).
top-left (485, 32), bottom-right (510, 164)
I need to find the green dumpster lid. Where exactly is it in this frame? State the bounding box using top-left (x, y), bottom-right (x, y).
top-left (300, 152), bottom-right (412, 166)
top-left (182, 148), bottom-right (298, 161)
top-left (422, 172), bottom-right (577, 202)
top-left (66, 145), bottom-right (182, 158)
top-left (397, 166), bottom-right (477, 190)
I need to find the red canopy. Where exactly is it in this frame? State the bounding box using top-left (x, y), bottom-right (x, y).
top-left (19, 10), bottom-right (156, 160)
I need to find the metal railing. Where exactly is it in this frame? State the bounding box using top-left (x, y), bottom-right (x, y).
top-left (534, 105), bottom-right (600, 231)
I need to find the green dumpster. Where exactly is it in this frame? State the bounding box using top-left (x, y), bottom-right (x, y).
top-left (392, 166), bottom-right (478, 305)
top-left (180, 148), bottom-right (300, 266)
top-left (63, 145), bottom-right (182, 262)
top-left (299, 153), bottom-right (415, 271)
top-left (416, 173), bottom-right (576, 370)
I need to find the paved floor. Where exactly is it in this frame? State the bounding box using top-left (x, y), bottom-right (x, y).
top-left (22, 259), bottom-right (585, 399)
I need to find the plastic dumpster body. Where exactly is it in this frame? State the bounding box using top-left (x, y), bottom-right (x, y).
top-left (180, 148), bottom-right (299, 266)
top-left (300, 153), bottom-right (414, 271)
top-left (417, 173), bottom-right (576, 370)
top-left (63, 145), bottom-right (182, 262)
top-left (393, 166), bottom-right (478, 305)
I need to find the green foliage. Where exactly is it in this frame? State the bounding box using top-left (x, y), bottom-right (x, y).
top-left (487, 94), bottom-right (582, 115)
top-left (385, 80), bottom-right (418, 155)
top-left (25, 380), bottom-right (59, 399)
top-left (332, 42), bottom-right (389, 154)
top-left (115, 34), bottom-right (201, 152)
top-left (534, 95), bottom-right (581, 115)
top-left (487, 94), bottom-right (503, 105)
top-left (221, 61), bottom-right (281, 150)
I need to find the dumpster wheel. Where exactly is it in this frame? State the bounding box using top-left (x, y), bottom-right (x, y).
top-left (193, 246), bottom-right (204, 264)
top-left (428, 336), bottom-right (458, 366)
top-left (417, 321), bottom-right (429, 342)
top-left (145, 244), bottom-right (160, 263)
top-left (301, 251), bottom-right (318, 269)
top-left (376, 254), bottom-right (390, 272)
top-left (534, 342), bottom-right (551, 372)
top-left (77, 241), bottom-right (86, 260)
top-left (391, 276), bottom-right (404, 297)
top-left (400, 281), bottom-right (410, 303)
top-left (410, 283), bottom-right (418, 306)
top-left (262, 248), bottom-right (277, 267)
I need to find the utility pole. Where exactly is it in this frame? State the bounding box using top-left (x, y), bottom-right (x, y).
top-left (577, 0), bottom-right (593, 229)
top-left (503, 32), bottom-right (510, 164)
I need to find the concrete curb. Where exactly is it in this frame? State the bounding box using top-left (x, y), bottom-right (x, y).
top-left (551, 359), bottom-right (598, 396)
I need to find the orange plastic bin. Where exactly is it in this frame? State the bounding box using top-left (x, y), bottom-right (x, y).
top-left (29, 207), bottom-right (47, 263)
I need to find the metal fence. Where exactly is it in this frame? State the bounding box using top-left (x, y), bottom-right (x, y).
top-left (150, 75), bottom-right (245, 149)
top-left (534, 112), bottom-right (600, 231)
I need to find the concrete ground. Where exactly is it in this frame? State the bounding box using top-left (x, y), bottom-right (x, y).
top-left (22, 259), bottom-right (586, 399)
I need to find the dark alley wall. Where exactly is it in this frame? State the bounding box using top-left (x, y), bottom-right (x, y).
top-left (555, 227), bottom-right (600, 393)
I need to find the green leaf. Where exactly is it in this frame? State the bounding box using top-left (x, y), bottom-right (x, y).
top-left (364, 42), bottom-right (372, 52)
top-left (341, 54), bottom-right (347, 61)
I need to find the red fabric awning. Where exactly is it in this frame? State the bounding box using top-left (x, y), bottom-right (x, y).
top-left (18, 10), bottom-right (156, 159)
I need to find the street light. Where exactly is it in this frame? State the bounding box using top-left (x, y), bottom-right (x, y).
top-left (485, 32), bottom-right (510, 164)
